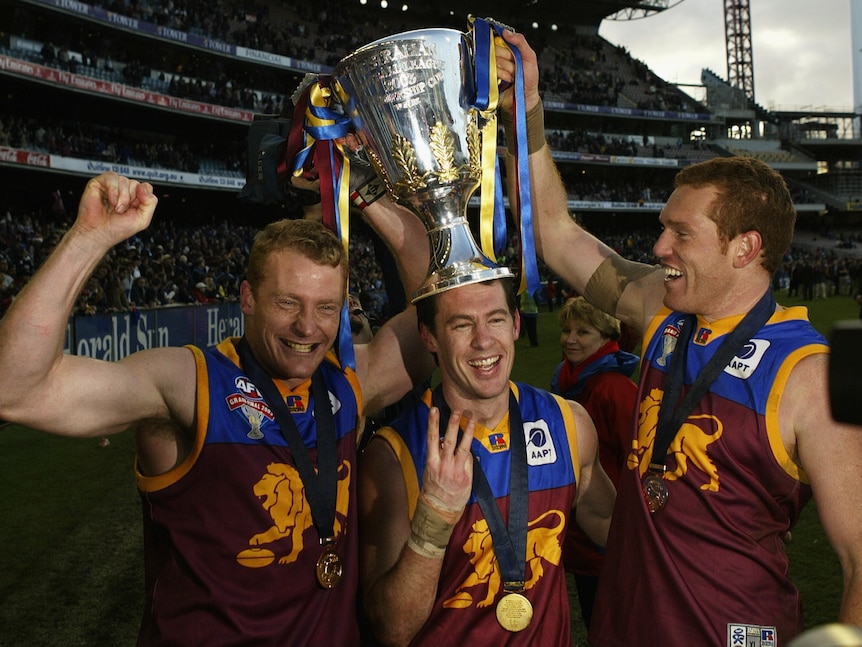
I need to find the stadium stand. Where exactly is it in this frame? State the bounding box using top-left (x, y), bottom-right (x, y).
top-left (1, 0), bottom-right (861, 321)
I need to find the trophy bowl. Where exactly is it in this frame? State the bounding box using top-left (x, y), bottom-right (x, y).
top-left (333, 28), bottom-right (512, 302)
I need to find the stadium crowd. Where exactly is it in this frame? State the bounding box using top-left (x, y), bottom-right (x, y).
top-left (0, 202), bottom-right (391, 322)
top-left (8, 0), bottom-right (700, 128)
top-left (0, 113), bottom-right (245, 177)
top-left (0, 109), bottom-right (823, 208)
top-left (4, 1), bottom-right (823, 180)
top-left (0, 0), bottom-right (854, 319)
top-left (1, 194), bottom-right (859, 325)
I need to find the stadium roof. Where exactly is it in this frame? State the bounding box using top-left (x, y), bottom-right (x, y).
top-left (454, 0), bottom-right (675, 30)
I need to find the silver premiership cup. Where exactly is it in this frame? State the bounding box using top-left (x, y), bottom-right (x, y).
top-left (334, 28), bottom-right (513, 302)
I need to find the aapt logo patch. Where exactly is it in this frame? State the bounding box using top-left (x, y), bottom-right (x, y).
top-left (723, 339), bottom-right (770, 380)
top-left (525, 419), bottom-right (557, 466)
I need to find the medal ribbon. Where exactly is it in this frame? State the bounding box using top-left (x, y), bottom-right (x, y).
top-left (650, 290), bottom-right (776, 475)
top-left (236, 337), bottom-right (339, 543)
top-left (432, 387), bottom-right (528, 592)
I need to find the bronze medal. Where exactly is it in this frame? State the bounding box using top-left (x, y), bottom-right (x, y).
top-left (315, 544), bottom-right (343, 589)
top-left (642, 472), bottom-right (668, 513)
top-left (495, 592), bottom-right (533, 632)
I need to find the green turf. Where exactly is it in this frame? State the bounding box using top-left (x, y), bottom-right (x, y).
top-left (0, 428), bottom-right (144, 645)
top-left (0, 289), bottom-right (857, 645)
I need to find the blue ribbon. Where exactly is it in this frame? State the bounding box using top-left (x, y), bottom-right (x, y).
top-left (505, 28), bottom-right (541, 297)
top-left (304, 103), bottom-right (351, 140)
top-left (291, 81), bottom-right (356, 371)
top-left (493, 155), bottom-right (506, 258)
top-left (472, 21), bottom-right (493, 110)
top-left (331, 145), bottom-right (355, 371)
top-left (472, 17), bottom-right (541, 296)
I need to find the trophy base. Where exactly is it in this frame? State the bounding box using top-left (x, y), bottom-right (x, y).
top-left (412, 264), bottom-right (513, 302)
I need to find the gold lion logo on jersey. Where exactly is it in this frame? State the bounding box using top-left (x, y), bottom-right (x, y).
top-left (442, 509), bottom-right (565, 609)
top-left (627, 388), bottom-right (724, 491)
top-left (235, 460), bottom-right (351, 568)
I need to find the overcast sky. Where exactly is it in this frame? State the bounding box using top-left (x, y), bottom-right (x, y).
top-left (597, 0), bottom-right (853, 111)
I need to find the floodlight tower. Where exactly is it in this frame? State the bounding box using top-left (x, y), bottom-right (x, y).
top-left (724, 0), bottom-right (755, 102)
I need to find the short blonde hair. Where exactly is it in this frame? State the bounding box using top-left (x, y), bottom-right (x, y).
top-left (246, 219), bottom-right (347, 290)
top-left (558, 296), bottom-right (620, 340)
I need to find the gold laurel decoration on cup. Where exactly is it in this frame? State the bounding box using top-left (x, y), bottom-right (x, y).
top-left (392, 134), bottom-right (426, 193)
top-left (430, 121), bottom-right (459, 184)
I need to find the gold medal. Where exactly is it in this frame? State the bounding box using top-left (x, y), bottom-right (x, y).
top-left (642, 472), bottom-right (668, 513)
top-left (495, 592), bottom-right (533, 632)
top-left (315, 543), bottom-right (343, 589)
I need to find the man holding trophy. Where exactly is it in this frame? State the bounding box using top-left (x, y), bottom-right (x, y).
top-left (494, 26), bottom-right (862, 647)
top-left (332, 23), bottom-right (615, 646)
top-left (0, 53), bottom-right (440, 644)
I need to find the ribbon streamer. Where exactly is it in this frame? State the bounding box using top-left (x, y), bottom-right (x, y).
top-left (286, 78), bottom-right (356, 370)
top-left (470, 17), bottom-right (541, 296)
top-left (470, 17), bottom-right (502, 265)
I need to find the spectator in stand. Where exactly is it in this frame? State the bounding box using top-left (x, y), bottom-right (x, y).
top-left (549, 296), bottom-right (638, 630)
top-left (129, 274), bottom-right (155, 307)
top-left (190, 254), bottom-right (209, 285)
top-left (40, 41), bottom-right (56, 64)
top-left (348, 293), bottom-right (374, 344)
top-left (76, 275), bottom-right (107, 315)
top-left (215, 272), bottom-right (240, 301)
top-left (104, 264), bottom-right (132, 312)
top-left (192, 280), bottom-right (217, 304)
top-left (519, 287), bottom-right (540, 347)
top-left (0, 258), bottom-right (14, 290)
top-left (545, 276), bottom-right (557, 312)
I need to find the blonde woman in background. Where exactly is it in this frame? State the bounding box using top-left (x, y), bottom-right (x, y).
top-left (550, 296), bottom-right (639, 631)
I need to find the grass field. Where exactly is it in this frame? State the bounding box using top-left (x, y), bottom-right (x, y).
top-left (0, 289), bottom-right (857, 646)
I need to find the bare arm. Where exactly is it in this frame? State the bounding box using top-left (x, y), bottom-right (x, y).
top-left (355, 197), bottom-right (435, 415)
top-left (341, 131), bottom-right (429, 300)
top-left (495, 29), bottom-right (665, 333)
top-left (361, 196), bottom-right (429, 299)
top-left (567, 401), bottom-right (616, 547)
top-left (0, 173), bottom-right (196, 441)
top-left (360, 409), bottom-right (474, 646)
top-left (789, 354), bottom-right (862, 625)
